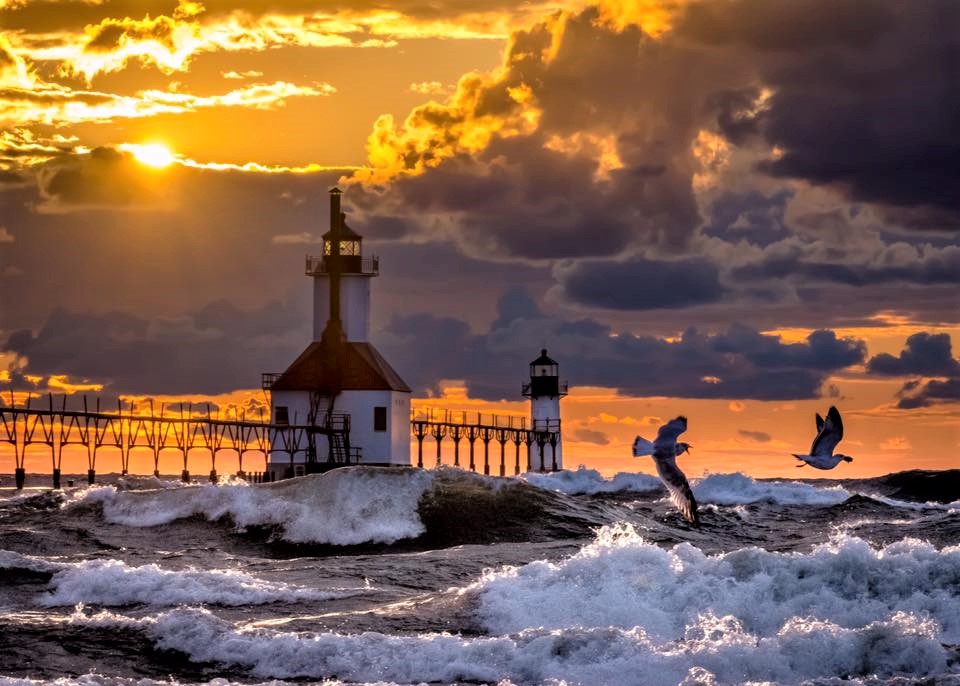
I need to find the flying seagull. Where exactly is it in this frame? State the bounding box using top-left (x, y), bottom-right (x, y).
top-left (633, 436), bottom-right (691, 457)
top-left (643, 416), bottom-right (700, 526)
top-left (793, 405), bottom-right (854, 469)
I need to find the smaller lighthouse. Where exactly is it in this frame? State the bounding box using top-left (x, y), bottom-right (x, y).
top-left (522, 349), bottom-right (566, 471)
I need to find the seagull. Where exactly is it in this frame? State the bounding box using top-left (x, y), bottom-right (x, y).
top-left (793, 405), bottom-right (854, 469)
top-left (633, 436), bottom-right (691, 457)
top-left (643, 416), bottom-right (700, 526)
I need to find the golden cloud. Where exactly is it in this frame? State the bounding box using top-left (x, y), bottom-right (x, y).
top-left (7, 1), bottom-right (577, 83)
top-left (0, 79), bottom-right (333, 127)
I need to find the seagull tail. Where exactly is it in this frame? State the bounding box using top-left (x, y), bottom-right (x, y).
top-left (842, 456), bottom-right (853, 462)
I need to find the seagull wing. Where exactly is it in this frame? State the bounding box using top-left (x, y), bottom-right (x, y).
top-left (816, 413), bottom-right (825, 433)
top-left (653, 452), bottom-right (700, 526)
top-left (654, 416), bottom-right (688, 445)
top-left (811, 406), bottom-right (844, 456)
top-left (632, 436), bottom-right (654, 457)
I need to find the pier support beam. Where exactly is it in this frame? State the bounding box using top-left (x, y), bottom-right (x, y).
top-left (15, 468), bottom-right (25, 490)
top-left (87, 469), bottom-right (96, 485)
top-left (209, 470), bottom-right (218, 483)
top-left (181, 469), bottom-right (190, 482)
top-left (52, 468), bottom-right (61, 490)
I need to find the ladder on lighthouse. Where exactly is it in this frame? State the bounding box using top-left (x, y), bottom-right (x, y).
top-left (309, 392), bottom-right (353, 464)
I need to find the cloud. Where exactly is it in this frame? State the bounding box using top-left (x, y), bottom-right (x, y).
top-left (896, 378), bottom-right (960, 410)
top-left (222, 70), bottom-right (264, 79)
top-left (5, 1), bottom-right (571, 82)
top-left (738, 429), bottom-right (771, 443)
top-left (867, 333), bottom-right (960, 377)
top-left (408, 81), bottom-right (450, 96)
top-left (377, 288), bottom-right (866, 401)
top-left (572, 428), bottom-right (610, 445)
top-left (0, 79), bottom-right (334, 127)
top-left (2, 299), bottom-right (310, 395)
top-left (687, 0), bottom-right (960, 219)
top-left (553, 256), bottom-right (725, 310)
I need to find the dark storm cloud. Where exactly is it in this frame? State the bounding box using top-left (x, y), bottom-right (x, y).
top-left (554, 256), bottom-right (725, 311)
top-left (867, 333), bottom-right (960, 377)
top-left (348, 6), bottom-right (733, 260)
top-left (896, 378), bottom-right (960, 410)
top-left (729, 243), bottom-right (960, 288)
top-left (702, 189), bottom-right (793, 247)
top-left (2, 299), bottom-right (311, 395)
top-left (377, 288), bottom-right (866, 401)
top-left (689, 0), bottom-right (960, 220)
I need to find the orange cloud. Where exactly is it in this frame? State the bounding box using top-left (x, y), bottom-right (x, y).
top-left (0, 80), bottom-right (333, 127)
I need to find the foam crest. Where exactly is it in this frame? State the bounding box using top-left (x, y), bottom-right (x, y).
top-left (66, 605), bottom-right (951, 685)
top-left (39, 558), bottom-right (352, 606)
top-left (0, 550), bottom-right (66, 574)
top-left (468, 524), bottom-right (960, 644)
top-left (65, 467), bottom-right (434, 545)
top-left (693, 472), bottom-right (851, 506)
top-left (522, 467), bottom-right (662, 495)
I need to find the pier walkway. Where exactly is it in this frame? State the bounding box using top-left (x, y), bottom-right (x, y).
top-left (0, 394), bottom-right (561, 488)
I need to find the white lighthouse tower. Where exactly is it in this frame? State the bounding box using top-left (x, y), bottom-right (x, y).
top-left (263, 188), bottom-right (411, 476)
top-left (522, 349), bottom-right (566, 471)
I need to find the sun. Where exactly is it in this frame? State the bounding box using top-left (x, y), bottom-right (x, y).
top-left (129, 143), bottom-right (176, 169)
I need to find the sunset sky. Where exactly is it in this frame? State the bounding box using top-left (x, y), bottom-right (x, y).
top-left (1, 0), bottom-right (957, 478)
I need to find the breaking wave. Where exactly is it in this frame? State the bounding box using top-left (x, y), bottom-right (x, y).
top-left (467, 524), bottom-right (960, 643)
top-left (63, 534), bottom-right (958, 686)
top-left (39, 559), bottom-right (355, 607)
top-left (521, 467), bottom-right (662, 495)
top-left (692, 472), bottom-right (851, 506)
top-left (66, 467), bottom-right (435, 546)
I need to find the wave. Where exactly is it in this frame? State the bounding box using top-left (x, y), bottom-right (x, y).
top-left (692, 472), bottom-right (852, 506)
top-left (38, 558), bottom-right (356, 607)
top-left (65, 467), bottom-right (435, 546)
top-left (521, 467), bottom-right (662, 495)
top-left (467, 524), bottom-right (960, 644)
top-left (857, 470), bottom-right (960, 504)
top-left (64, 602), bottom-right (953, 685)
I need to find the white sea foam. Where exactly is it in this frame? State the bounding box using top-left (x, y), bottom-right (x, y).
top-left (0, 550), bottom-right (66, 574)
top-left (65, 603), bottom-right (952, 685)
top-left (521, 467), bottom-right (663, 495)
top-left (692, 472), bottom-right (851, 506)
top-left (468, 524), bottom-right (960, 644)
top-left (65, 467), bottom-right (435, 545)
top-left (39, 558), bottom-right (353, 607)
top-left (0, 678), bottom-right (400, 686)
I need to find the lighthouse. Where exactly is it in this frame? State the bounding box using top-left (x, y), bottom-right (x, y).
top-left (262, 188), bottom-right (411, 476)
top-left (522, 349), bottom-right (566, 471)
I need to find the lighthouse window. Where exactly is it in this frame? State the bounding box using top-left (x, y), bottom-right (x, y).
top-left (275, 406), bottom-right (289, 425)
top-left (374, 406), bottom-right (387, 432)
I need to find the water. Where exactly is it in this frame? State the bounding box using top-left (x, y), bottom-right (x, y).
top-left (1, 466), bottom-right (958, 686)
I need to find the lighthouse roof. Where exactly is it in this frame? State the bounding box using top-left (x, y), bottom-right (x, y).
top-left (323, 219), bottom-right (361, 240)
top-left (531, 348), bottom-right (558, 366)
top-left (271, 341), bottom-right (411, 393)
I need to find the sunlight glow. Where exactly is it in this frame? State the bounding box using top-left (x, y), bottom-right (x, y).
top-left (128, 143), bottom-right (176, 168)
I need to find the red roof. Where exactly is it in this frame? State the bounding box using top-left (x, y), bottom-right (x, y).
top-left (271, 341), bottom-right (411, 393)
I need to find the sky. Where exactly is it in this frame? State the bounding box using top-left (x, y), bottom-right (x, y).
top-left (0, 0), bottom-right (958, 478)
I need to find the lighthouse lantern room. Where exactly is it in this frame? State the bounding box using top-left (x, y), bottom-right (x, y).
top-left (263, 188), bottom-right (411, 476)
top-left (523, 349), bottom-right (567, 471)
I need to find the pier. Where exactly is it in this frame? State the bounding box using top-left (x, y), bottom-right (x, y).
top-left (0, 393), bottom-right (561, 489)
top-left (411, 407), bottom-right (560, 476)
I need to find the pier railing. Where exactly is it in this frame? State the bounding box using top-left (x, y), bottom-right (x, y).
top-left (1, 393), bottom-right (563, 487)
top-left (0, 393), bottom-right (353, 489)
top-left (410, 406), bottom-right (561, 475)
